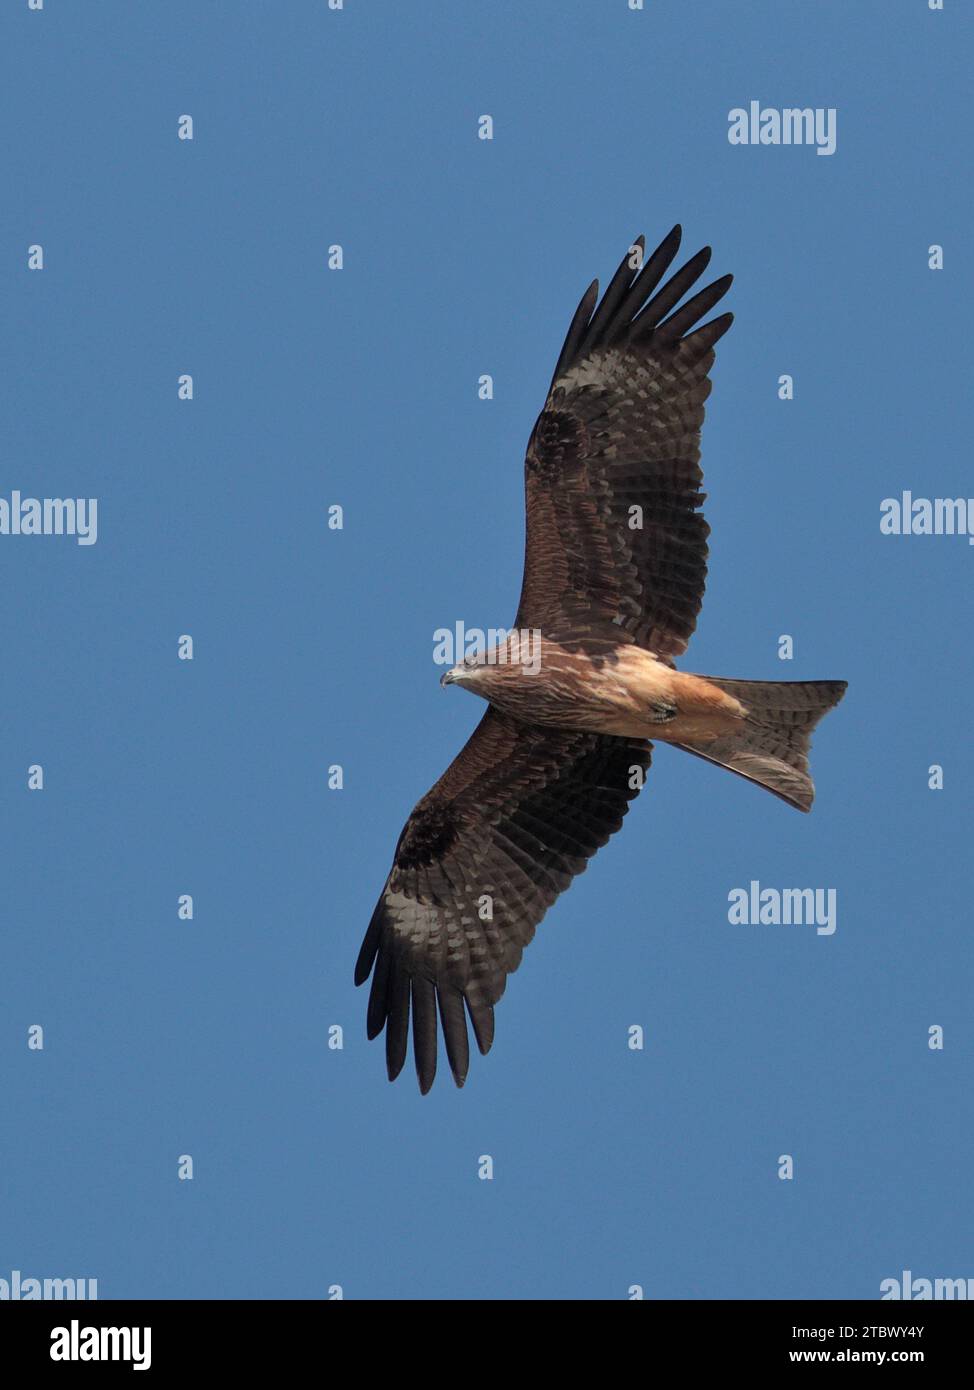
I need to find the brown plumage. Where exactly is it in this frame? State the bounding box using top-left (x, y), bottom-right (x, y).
top-left (355, 227), bottom-right (847, 1093)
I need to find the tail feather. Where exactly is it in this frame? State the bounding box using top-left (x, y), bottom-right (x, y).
top-left (675, 677), bottom-right (847, 812)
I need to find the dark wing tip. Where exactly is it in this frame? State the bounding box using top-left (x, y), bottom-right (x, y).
top-left (358, 890), bottom-right (490, 1092)
top-left (385, 1029), bottom-right (408, 1082)
top-left (654, 224), bottom-right (683, 260)
top-left (437, 985), bottom-right (471, 1088)
top-left (551, 224), bottom-right (731, 378)
top-left (354, 895), bottom-right (385, 986)
top-left (411, 977), bottom-right (438, 1094)
top-left (467, 999), bottom-right (495, 1056)
top-left (548, 277), bottom-right (600, 388)
top-left (654, 272), bottom-right (734, 345)
top-left (364, 935), bottom-right (391, 1037)
top-left (682, 310), bottom-right (734, 356)
top-left (629, 246), bottom-right (715, 338)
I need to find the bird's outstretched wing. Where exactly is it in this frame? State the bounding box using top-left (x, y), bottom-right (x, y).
top-left (515, 226), bottom-right (733, 658)
top-left (355, 706), bottom-right (650, 1092)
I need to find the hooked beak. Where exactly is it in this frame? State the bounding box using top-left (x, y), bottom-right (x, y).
top-left (440, 669), bottom-right (456, 688)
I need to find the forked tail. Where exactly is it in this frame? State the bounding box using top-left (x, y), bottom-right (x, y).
top-left (675, 677), bottom-right (847, 812)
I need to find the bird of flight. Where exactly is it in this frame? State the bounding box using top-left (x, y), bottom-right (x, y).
top-left (356, 226), bottom-right (846, 1093)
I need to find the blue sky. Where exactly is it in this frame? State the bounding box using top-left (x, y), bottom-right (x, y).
top-left (1, 1), bottom-right (971, 1300)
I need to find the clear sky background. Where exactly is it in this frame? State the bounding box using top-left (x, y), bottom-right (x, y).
top-left (1, 1), bottom-right (971, 1301)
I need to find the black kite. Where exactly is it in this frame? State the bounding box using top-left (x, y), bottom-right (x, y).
top-left (355, 227), bottom-right (846, 1092)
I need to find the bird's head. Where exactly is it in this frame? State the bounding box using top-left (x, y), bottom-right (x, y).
top-left (440, 656), bottom-right (486, 690)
